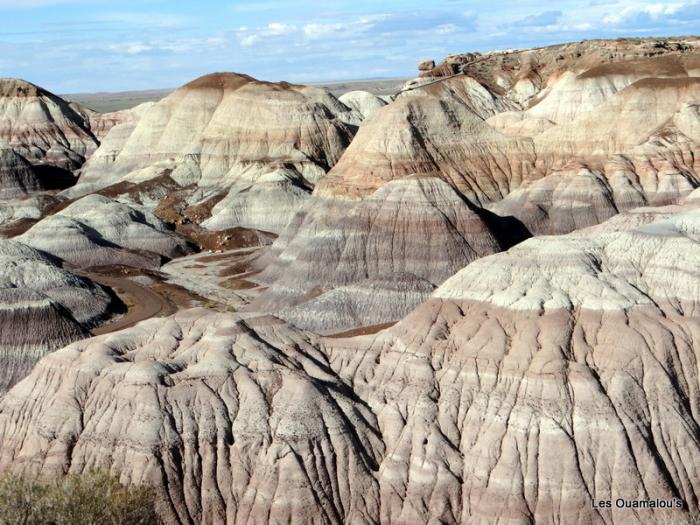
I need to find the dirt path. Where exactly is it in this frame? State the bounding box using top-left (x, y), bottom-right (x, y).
top-left (85, 273), bottom-right (176, 335)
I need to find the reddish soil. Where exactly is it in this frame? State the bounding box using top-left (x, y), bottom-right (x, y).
top-left (87, 273), bottom-right (174, 335)
top-left (324, 322), bottom-right (397, 339)
top-left (221, 276), bottom-right (258, 291)
top-left (0, 218), bottom-right (39, 237)
top-left (82, 265), bottom-right (213, 335)
top-left (218, 261), bottom-right (254, 276)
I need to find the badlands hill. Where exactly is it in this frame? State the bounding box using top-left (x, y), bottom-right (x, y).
top-left (17, 194), bottom-right (192, 268)
top-left (0, 240), bottom-right (122, 393)
top-left (0, 200), bottom-right (698, 524)
top-left (0, 36), bottom-right (699, 525)
top-left (0, 78), bottom-right (139, 233)
top-left (0, 149), bottom-right (42, 199)
top-left (0, 79), bottom-right (99, 174)
top-left (69, 72), bottom-right (361, 234)
top-left (252, 176), bottom-right (513, 333)
top-left (253, 37), bottom-right (700, 334)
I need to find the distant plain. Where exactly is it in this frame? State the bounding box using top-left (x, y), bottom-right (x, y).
top-left (63, 77), bottom-right (408, 112)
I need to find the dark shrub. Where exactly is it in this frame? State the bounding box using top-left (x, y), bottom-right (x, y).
top-left (0, 469), bottom-right (159, 525)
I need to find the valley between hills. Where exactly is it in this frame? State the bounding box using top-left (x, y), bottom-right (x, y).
top-left (0, 37), bottom-right (699, 524)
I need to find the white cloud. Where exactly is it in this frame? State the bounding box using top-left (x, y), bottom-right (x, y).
top-left (602, 1), bottom-right (698, 24)
top-left (239, 34), bottom-right (259, 47)
top-left (303, 22), bottom-right (346, 38)
top-left (107, 35), bottom-right (227, 55)
top-left (266, 22), bottom-right (296, 35)
top-left (237, 22), bottom-right (298, 47)
top-left (435, 24), bottom-right (458, 34)
top-left (109, 41), bottom-right (152, 55)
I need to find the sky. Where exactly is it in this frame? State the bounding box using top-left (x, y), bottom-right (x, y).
top-left (1, 0), bottom-right (699, 93)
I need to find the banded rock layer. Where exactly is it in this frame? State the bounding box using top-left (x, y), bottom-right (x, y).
top-left (252, 176), bottom-right (510, 334)
top-left (488, 77), bottom-right (700, 233)
top-left (421, 37), bottom-right (700, 102)
top-left (316, 84), bottom-right (535, 203)
top-left (0, 149), bottom-right (42, 199)
top-left (0, 78), bottom-right (99, 171)
top-left (18, 194), bottom-right (191, 268)
top-left (70, 73), bottom-right (361, 233)
top-left (0, 312), bottom-right (383, 524)
top-left (0, 239), bottom-right (120, 393)
top-left (0, 203), bottom-right (698, 524)
top-left (202, 168), bottom-right (312, 234)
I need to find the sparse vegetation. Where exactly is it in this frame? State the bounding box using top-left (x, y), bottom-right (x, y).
top-left (0, 469), bottom-right (159, 525)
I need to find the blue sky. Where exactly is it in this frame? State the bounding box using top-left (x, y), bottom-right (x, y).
top-left (1, 0), bottom-right (699, 93)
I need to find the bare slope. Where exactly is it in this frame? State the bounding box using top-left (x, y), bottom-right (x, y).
top-left (67, 72), bottom-right (361, 234)
top-left (0, 78), bottom-right (99, 172)
top-left (0, 202), bottom-right (698, 524)
top-left (18, 194), bottom-right (191, 268)
top-left (0, 240), bottom-right (121, 393)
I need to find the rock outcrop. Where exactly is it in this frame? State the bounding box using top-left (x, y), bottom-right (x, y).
top-left (0, 239), bottom-right (120, 393)
top-left (338, 90), bottom-right (388, 119)
top-left (1, 203), bottom-right (698, 524)
top-left (420, 37), bottom-right (700, 103)
top-left (17, 194), bottom-right (191, 268)
top-left (0, 149), bottom-right (42, 199)
top-left (0, 78), bottom-right (99, 172)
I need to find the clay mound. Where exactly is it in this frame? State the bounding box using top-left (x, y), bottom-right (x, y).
top-left (569, 79), bottom-right (700, 144)
top-left (252, 177), bottom-right (507, 333)
top-left (182, 71), bottom-right (258, 90)
top-left (277, 274), bottom-right (435, 335)
top-left (0, 311), bottom-right (383, 524)
top-left (315, 93), bottom-right (535, 203)
top-left (475, 53), bottom-right (693, 142)
top-left (0, 78), bottom-right (98, 172)
top-left (0, 149), bottom-right (42, 199)
top-left (17, 194), bottom-right (191, 268)
top-left (202, 168), bottom-right (311, 234)
top-left (338, 90), bottom-right (388, 119)
top-left (0, 239), bottom-right (120, 392)
top-left (0, 194), bottom-right (58, 235)
top-left (535, 76), bottom-right (700, 158)
top-left (526, 55), bottom-right (690, 124)
top-left (578, 54), bottom-right (689, 79)
top-left (82, 106), bottom-right (140, 141)
top-left (334, 205), bottom-right (700, 524)
top-left (0, 288), bottom-right (87, 395)
top-left (483, 77), bottom-right (700, 234)
top-left (487, 162), bottom-right (622, 235)
top-left (71, 72), bottom-right (361, 199)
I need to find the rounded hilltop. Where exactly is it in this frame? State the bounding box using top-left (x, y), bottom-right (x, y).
top-left (0, 78), bottom-right (44, 98)
top-left (182, 72), bottom-right (304, 92)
